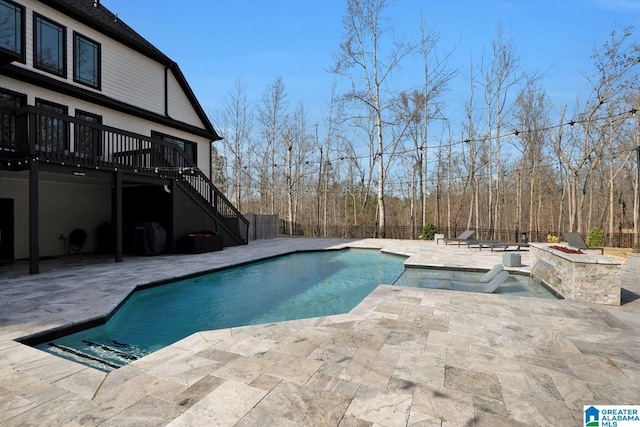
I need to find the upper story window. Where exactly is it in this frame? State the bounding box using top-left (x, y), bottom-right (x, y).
top-left (0, 88), bottom-right (25, 110)
top-left (74, 32), bottom-right (100, 89)
top-left (34, 14), bottom-right (66, 77)
top-left (0, 88), bottom-right (26, 149)
top-left (0, 0), bottom-right (24, 62)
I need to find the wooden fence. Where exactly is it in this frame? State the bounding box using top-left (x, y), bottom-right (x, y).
top-left (246, 213), bottom-right (279, 240)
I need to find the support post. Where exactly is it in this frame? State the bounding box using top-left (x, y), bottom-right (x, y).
top-left (29, 160), bottom-right (39, 274)
top-left (114, 170), bottom-right (123, 262)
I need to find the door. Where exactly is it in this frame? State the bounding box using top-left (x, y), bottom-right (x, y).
top-left (0, 199), bottom-right (14, 260)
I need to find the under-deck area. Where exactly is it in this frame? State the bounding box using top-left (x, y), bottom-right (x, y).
top-left (0, 106), bottom-right (248, 273)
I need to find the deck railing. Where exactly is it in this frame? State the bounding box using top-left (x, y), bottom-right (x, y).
top-left (1, 106), bottom-right (248, 244)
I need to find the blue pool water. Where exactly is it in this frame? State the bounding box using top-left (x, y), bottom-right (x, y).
top-left (37, 249), bottom-right (406, 370)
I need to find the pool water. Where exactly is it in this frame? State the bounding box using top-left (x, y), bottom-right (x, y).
top-left (394, 267), bottom-right (559, 299)
top-left (37, 249), bottom-right (406, 371)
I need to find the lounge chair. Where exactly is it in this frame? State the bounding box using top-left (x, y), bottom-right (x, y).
top-left (486, 242), bottom-right (529, 252)
top-left (427, 264), bottom-right (504, 283)
top-left (467, 239), bottom-right (506, 250)
top-left (431, 270), bottom-right (510, 293)
top-left (437, 229), bottom-right (475, 246)
top-left (563, 232), bottom-right (604, 255)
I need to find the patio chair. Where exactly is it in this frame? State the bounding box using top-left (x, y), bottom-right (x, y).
top-left (467, 239), bottom-right (507, 250)
top-left (486, 242), bottom-right (530, 252)
top-left (428, 264), bottom-right (504, 283)
top-left (563, 232), bottom-right (604, 255)
top-left (431, 270), bottom-right (510, 293)
top-left (439, 229), bottom-right (475, 246)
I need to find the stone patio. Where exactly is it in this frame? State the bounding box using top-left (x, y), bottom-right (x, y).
top-left (1, 238), bottom-right (639, 426)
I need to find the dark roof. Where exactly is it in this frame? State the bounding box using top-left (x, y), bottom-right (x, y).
top-left (38, 0), bottom-right (220, 140)
top-left (40, 0), bottom-right (170, 64)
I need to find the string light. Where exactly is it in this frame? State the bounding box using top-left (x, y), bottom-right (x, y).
top-left (222, 108), bottom-right (638, 172)
top-left (212, 108), bottom-right (638, 194)
top-left (1, 109), bottom-right (635, 193)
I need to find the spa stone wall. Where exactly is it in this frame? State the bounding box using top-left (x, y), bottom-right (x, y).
top-left (530, 244), bottom-right (621, 306)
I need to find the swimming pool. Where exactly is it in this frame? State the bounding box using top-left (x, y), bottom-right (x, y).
top-left (30, 249), bottom-right (559, 371)
top-left (35, 248), bottom-right (407, 371)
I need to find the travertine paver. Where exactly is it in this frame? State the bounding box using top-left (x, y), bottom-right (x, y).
top-left (0, 238), bottom-right (639, 426)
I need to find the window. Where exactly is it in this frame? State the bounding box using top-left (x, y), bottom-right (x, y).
top-left (34, 14), bottom-right (65, 77)
top-left (75, 110), bottom-right (102, 158)
top-left (0, 0), bottom-right (24, 61)
top-left (0, 88), bottom-right (26, 149)
top-left (0, 88), bottom-right (25, 109)
top-left (152, 131), bottom-right (197, 167)
top-left (74, 32), bottom-right (100, 89)
top-left (35, 99), bottom-right (68, 152)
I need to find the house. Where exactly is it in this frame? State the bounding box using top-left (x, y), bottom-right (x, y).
top-left (0, 0), bottom-right (248, 273)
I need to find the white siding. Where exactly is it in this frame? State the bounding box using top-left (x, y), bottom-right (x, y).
top-left (14, 0), bottom-right (210, 130)
top-left (167, 72), bottom-right (203, 125)
top-left (101, 43), bottom-right (165, 116)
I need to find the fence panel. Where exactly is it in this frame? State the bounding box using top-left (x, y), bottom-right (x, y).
top-left (246, 213), bottom-right (279, 240)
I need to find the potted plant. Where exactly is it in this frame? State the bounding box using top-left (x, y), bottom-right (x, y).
top-left (421, 222), bottom-right (437, 241)
top-left (587, 226), bottom-right (605, 247)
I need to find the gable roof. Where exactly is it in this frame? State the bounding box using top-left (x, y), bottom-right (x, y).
top-left (37, 0), bottom-right (221, 141)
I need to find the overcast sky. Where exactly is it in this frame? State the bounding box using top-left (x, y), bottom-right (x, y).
top-left (103, 0), bottom-right (640, 142)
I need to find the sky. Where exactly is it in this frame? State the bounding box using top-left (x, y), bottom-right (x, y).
top-left (101, 0), bottom-right (640, 143)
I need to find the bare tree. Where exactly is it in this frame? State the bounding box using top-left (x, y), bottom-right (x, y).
top-left (281, 102), bottom-right (313, 235)
top-left (418, 15), bottom-right (457, 227)
top-left (318, 83), bottom-right (344, 235)
top-left (218, 79), bottom-right (253, 212)
top-left (479, 24), bottom-right (527, 238)
top-left (257, 77), bottom-right (288, 214)
top-left (557, 26), bottom-right (640, 233)
top-left (512, 84), bottom-right (551, 235)
top-left (462, 59), bottom-right (482, 232)
top-left (333, 0), bottom-right (416, 237)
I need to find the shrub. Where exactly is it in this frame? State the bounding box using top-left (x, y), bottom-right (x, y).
top-left (587, 226), bottom-right (605, 247)
top-left (421, 222), bottom-right (437, 240)
top-left (547, 234), bottom-right (560, 243)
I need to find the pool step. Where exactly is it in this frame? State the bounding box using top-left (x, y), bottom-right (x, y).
top-left (82, 340), bottom-right (140, 361)
top-left (47, 343), bottom-right (123, 370)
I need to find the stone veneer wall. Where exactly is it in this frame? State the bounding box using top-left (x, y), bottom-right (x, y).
top-left (530, 243), bottom-right (621, 306)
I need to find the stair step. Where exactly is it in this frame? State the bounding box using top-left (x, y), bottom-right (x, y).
top-left (47, 343), bottom-right (123, 370)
